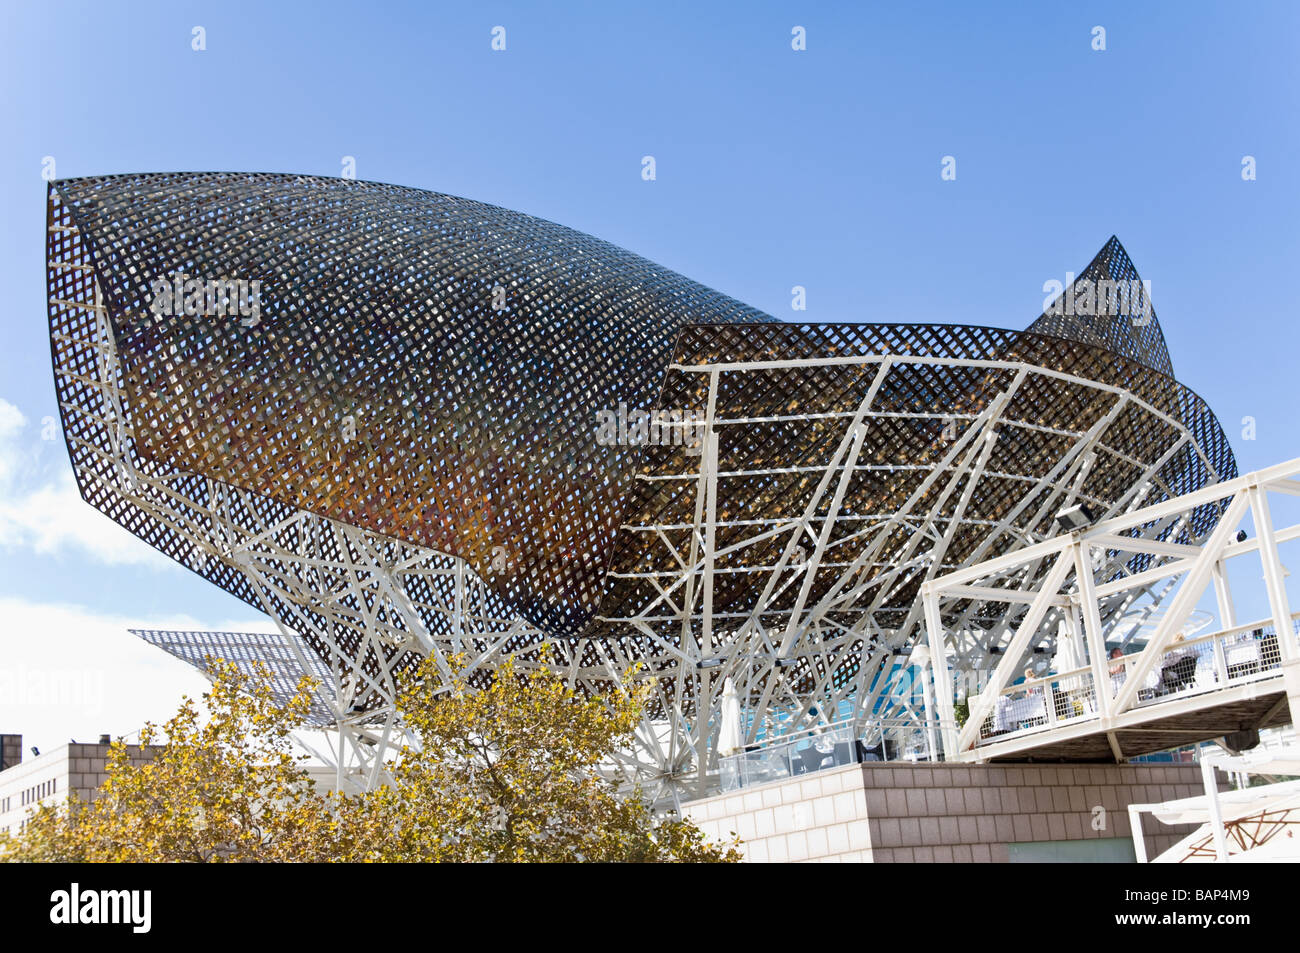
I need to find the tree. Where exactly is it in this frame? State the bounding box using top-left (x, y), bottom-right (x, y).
top-left (0, 659), bottom-right (344, 862)
top-left (0, 655), bottom-right (738, 863)
top-left (341, 655), bottom-right (739, 862)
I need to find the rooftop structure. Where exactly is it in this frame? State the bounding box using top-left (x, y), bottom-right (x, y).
top-left (0, 741), bottom-right (157, 838)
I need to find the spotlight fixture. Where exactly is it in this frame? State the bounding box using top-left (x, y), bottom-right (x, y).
top-left (1053, 502), bottom-right (1099, 534)
top-left (696, 657), bottom-right (724, 670)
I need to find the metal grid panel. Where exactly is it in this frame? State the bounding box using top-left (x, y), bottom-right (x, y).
top-left (130, 628), bottom-right (338, 725)
top-left (49, 172), bottom-right (767, 636)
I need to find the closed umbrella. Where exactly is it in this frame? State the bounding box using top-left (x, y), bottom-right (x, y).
top-left (718, 677), bottom-right (744, 757)
top-left (1051, 620), bottom-right (1082, 691)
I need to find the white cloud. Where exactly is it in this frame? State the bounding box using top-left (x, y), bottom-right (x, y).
top-left (0, 398), bottom-right (28, 484)
top-left (0, 473), bottom-right (177, 568)
top-left (0, 401), bottom-right (292, 755)
top-left (0, 596), bottom-right (275, 754)
top-left (0, 397), bottom-right (176, 569)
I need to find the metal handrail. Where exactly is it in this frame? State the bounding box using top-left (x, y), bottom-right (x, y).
top-left (719, 715), bottom-right (961, 791)
top-left (974, 610), bottom-right (1300, 745)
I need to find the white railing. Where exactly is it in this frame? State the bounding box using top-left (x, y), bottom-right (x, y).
top-left (973, 614), bottom-right (1298, 745)
top-left (1121, 616), bottom-right (1292, 707)
top-left (923, 456), bottom-right (1300, 759)
top-left (718, 716), bottom-right (958, 792)
top-left (974, 667), bottom-right (1100, 742)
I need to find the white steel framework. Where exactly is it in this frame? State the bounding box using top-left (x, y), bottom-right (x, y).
top-left (924, 458), bottom-right (1300, 763)
top-left (51, 212), bottom-right (1241, 801)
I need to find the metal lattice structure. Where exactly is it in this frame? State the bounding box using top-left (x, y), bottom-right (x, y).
top-left (130, 628), bottom-right (339, 726)
top-left (48, 172), bottom-right (766, 637)
top-left (47, 173), bottom-right (1237, 799)
top-left (1028, 235), bottom-right (1175, 378)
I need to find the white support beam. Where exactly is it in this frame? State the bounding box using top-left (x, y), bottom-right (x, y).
top-left (943, 584), bottom-right (1073, 607)
top-left (1249, 484), bottom-right (1300, 729)
top-left (1112, 491), bottom-right (1251, 714)
top-left (922, 588), bottom-right (959, 758)
top-left (1072, 538), bottom-right (1115, 723)
top-left (957, 551), bottom-right (1074, 752)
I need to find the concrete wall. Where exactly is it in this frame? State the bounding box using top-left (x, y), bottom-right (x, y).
top-left (684, 760), bottom-right (1210, 862)
top-left (0, 743), bottom-right (157, 837)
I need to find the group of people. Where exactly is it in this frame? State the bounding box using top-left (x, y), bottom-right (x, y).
top-left (1109, 633), bottom-right (1201, 696)
top-left (995, 633), bottom-right (1200, 732)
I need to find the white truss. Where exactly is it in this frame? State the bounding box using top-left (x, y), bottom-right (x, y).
top-left (51, 222), bottom-right (1235, 802)
top-left (924, 457), bottom-right (1300, 762)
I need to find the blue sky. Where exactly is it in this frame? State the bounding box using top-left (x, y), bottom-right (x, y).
top-left (1, 1), bottom-right (1297, 749)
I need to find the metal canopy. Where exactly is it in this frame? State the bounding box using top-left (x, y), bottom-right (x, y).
top-left (46, 173), bottom-right (1239, 798)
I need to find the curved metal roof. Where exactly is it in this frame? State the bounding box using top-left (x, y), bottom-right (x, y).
top-left (47, 173), bottom-right (1235, 646)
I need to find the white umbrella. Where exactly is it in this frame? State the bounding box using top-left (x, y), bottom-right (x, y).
top-left (718, 677), bottom-right (744, 757)
top-left (1230, 833), bottom-right (1300, 863)
top-left (1051, 620), bottom-right (1082, 691)
top-left (1051, 635), bottom-right (1079, 674)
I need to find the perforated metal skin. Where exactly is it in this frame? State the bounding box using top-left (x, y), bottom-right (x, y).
top-left (130, 629), bottom-right (337, 725)
top-left (48, 173), bottom-right (1236, 666)
top-left (599, 321), bottom-right (1234, 690)
top-left (49, 173), bottom-right (770, 636)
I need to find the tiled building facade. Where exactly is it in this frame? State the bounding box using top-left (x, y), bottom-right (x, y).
top-left (685, 760), bottom-right (1214, 862)
top-left (0, 739), bottom-right (157, 837)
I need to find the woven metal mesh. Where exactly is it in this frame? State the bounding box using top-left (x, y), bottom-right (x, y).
top-left (49, 173), bottom-right (765, 636)
top-left (50, 187), bottom-right (533, 697)
top-left (1029, 235), bottom-right (1175, 377)
top-left (48, 172), bottom-right (1236, 651)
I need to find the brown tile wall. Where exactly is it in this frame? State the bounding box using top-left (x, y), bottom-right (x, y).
top-left (860, 762), bottom-right (1205, 862)
top-left (685, 760), bottom-right (1213, 863)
